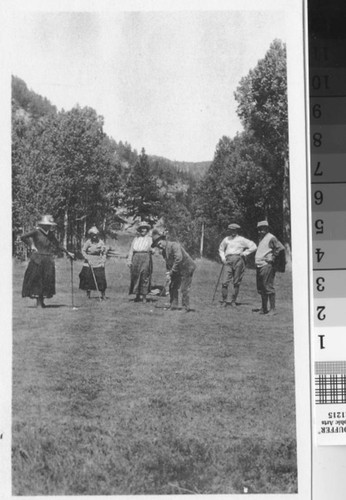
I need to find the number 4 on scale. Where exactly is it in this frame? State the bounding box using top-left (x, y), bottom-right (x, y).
top-left (315, 248), bottom-right (324, 262)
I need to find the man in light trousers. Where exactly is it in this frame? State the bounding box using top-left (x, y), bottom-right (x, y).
top-left (218, 223), bottom-right (257, 307)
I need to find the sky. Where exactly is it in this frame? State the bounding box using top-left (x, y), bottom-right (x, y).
top-left (11, 6), bottom-right (287, 162)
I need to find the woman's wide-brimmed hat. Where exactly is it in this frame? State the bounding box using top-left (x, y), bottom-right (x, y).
top-left (151, 228), bottom-right (166, 248)
top-left (37, 214), bottom-right (57, 226)
top-left (88, 226), bottom-right (100, 235)
top-left (137, 221), bottom-right (151, 231)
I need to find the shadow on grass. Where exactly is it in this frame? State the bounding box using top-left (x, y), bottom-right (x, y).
top-left (27, 304), bottom-right (69, 309)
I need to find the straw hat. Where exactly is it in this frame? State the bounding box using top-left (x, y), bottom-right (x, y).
top-left (37, 214), bottom-right (57, 226)
top-left (88, 226), bottom-right (100, 235)
top-left (137, 221), bottom-right (151, 231)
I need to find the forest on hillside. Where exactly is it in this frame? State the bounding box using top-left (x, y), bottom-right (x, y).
top-left (12, 39), bottom-right (289, 260)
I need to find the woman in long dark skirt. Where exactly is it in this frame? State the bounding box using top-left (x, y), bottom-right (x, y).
top-left (127, 221), bottom-right (153, 303)
top-left (21, 214), bottom-right (74, 308)
top-left (79, 226), bottom-right (108, 299)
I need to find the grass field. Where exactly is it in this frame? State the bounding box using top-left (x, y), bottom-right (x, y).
top-left (12, 239), bottom-right (297, 495)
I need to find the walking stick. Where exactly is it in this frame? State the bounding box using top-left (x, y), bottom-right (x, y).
top-left (89, 263), bottom-right (102, 302)
top-left (212, 264), bottom-right (225, 303)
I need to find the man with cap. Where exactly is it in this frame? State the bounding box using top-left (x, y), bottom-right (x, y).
top-left (79, 226), bottom-right (108, 300)
top-left (151, 229), bottom-right (196, 312)
top-left (21, 214), bottom-right (74, 308)
top-left (218, 223), bottom-right (257, 307)
top-left (255, 220), bottom-right (285, 316)
top-left (127, 221), bottom-right (153, 303)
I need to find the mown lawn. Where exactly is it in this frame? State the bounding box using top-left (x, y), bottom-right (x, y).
top-left (12, 248), bottom-right (297, 495)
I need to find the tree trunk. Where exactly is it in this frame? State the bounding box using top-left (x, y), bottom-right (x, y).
top-left (102, 216), bottom-right (107, 242)
top-left (63, 208), bottom-right (68, 253)
top-left (283, 155), bottom-right (291, 261)
top-left (200, 221), bottom-right (205, 258)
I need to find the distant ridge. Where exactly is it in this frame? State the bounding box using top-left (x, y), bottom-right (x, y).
top-left (150, 155), bottom-right (211, 177)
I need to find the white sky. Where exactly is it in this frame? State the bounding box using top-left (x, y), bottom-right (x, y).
top-left (11, 7), bottom-right (286, 162)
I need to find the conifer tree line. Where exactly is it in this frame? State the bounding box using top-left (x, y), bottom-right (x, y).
top-left (12, 39), bottom-right (289, 260)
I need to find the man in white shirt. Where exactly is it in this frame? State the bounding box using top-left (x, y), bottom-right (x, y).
top-left (218, 223), bottom-right (257, 307)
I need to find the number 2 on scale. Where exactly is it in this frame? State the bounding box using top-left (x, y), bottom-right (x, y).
top-left (317, 306), bottom-right (326, 321)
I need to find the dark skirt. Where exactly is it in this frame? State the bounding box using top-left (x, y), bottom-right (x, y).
top-left (79, 266), bottom-right (107, 292)
top-left (22, 253), bottom-right (56, 298)
top-left (129, 253), bottom-right (152, 295)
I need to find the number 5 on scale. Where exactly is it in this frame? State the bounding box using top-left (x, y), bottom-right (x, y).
top-left (315, 219), bottom-right (324, 234)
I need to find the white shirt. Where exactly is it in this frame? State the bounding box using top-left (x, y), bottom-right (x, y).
top-left (127, 234), bottom-right (153, 264)
top-left (219, 235), bottom-right (257, 263)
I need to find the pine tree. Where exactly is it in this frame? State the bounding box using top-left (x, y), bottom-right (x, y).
top-left (124, 148), bottom-right (161, 222)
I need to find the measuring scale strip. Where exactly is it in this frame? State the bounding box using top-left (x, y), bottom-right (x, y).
top-left (310, 67), bottom-right (346, 97)
top-left (313, 241), bottom-right (346, 268)
top-left (311, 154), bottom-right (346, 183)
top-left (312, 212), bottom-right (346, 240)
top-left (310, 96), bottom-right (346, 124)
top-left (313, 272), bottom-right (346, 299)
top-left (310, 124), bottom-right (346, 153)
top-left (309, 39), bottom-right (346, 445)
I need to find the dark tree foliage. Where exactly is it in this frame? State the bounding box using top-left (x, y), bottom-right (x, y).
top-left (123, 148), bottom-right (162, 222)
top-left (12, 86), bottom-right (123, 250)
top-left (234, 39), bottom-right (290, 249)
top-left (191, 39), bottom-right (290, 260)
top-left (192, 133), bottom-right (275, 259)
top-left (12, 75), bottom-right (57, 119)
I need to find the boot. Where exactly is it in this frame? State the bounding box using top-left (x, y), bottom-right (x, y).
top-left (86, 290), bottom-right (91, 299)
top-left (259, 293), bottom-right (268, 314)
top-left (142, 294), bottom-right (147, 304)
top-left (221, 285), bottom-right (228, 306)
top-left (267, 294), bottom-right (277, 316)
top-left (36, 296), bottom-right (45, 308)
top-left (230, 285), bottom-right (240, 306)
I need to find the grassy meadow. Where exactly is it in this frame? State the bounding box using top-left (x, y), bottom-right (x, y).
top-left (12, 236), bottom-right (297, 495)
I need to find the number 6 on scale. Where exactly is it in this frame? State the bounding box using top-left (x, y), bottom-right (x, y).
top-left (314, 190), bottom-right (323, 205)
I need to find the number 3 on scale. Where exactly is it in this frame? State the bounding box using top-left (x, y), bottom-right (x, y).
top-left (316, 276), bottom-right (325, 292)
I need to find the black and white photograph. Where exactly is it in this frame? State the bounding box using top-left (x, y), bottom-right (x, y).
top-left (3, 0), bottom-right (311, 497)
